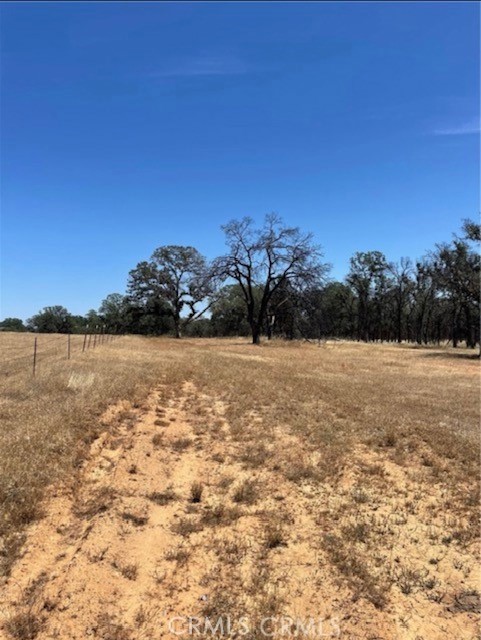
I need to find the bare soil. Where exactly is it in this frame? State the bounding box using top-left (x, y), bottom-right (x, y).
top-left (1, 370), bottom-right (479, 640)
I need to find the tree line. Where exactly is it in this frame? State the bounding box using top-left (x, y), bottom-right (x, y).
top-left (2, 215), bottom-right (479, 347)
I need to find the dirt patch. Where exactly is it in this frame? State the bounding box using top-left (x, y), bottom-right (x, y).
top-left (0, 377), bottom-right (479, 640)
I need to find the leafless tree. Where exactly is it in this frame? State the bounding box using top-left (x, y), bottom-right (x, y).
top-left (213, 214), bottom-right (329, 344)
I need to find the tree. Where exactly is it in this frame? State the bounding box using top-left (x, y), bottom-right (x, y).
top-left (410, 260), bottom-right (437, 345)
top-left (84, 309), bottom-right (103, 333)
top-left (123, 298), bottom-right (174, 335)
top-left (99, 293), bottom-right (130, 334)
top-left (210, 284), bottom-right (251, 337)
top-left (26, 306), bottom-right (74, 333)
top-left (184, 318), bottom-right (213, 337)
top-left (213, 215), bottom-right (329, 344)
top-left (462, 218), bottom-right (481, 242)
top-left (432, 233), bottom-right (480, 348)
top-left (71, 315), bottom-right (89, 334)
top-left (388, 258), bottom-right (414, 343)
top-left (0, 317), bottom-right (26, 332)
top-left (305, 283), bottom-right (357, 341)
top-left (266, 280), bottom-right (299, 340)
top-left (346, 251), bottom-right (389, 342)
top-left (128, 246), bottom-right (214, 339)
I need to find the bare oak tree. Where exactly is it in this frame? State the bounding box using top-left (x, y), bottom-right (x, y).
top-left (213, 214), bottom-right (329, 344)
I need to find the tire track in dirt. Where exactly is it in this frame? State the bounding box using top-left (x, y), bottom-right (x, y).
top-left (0, 382), bottom-right (478, 640)
top-left (0, 383), bottom-right (207, 638)
top-left (0, 382), bottom-right (350, 639)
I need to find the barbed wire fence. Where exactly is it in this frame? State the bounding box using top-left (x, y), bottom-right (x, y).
top-left (0, 330), bottom-right (123, 377)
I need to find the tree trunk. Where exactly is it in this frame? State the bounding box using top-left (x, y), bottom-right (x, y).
top-left (246, 303), bottom-right (260, 345)
top-left (465, 304), bottom-right (475, 348)
top-left (397, 297), bottom-right (402, 343)
top-left (452, 305), bottom-right (459, 348)
top-left (174, 316), bottom-right (182, 339)
top-left (266, 314), bottom-right (273, 341)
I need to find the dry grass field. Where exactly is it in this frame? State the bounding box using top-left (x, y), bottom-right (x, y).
top-left (0, 333), bottom-right (479, 640)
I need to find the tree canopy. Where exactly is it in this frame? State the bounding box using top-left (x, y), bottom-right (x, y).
top-left (0, 317), bottom-right (26, 332)
top-left (6, 217), bottom-right (479, 348)
top-left (128, 246), bottom-right (214, 338)
top-left (26, 306), bottom-right (75, 334)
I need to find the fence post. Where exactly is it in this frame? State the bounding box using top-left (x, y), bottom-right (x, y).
top-left (33, 337), bottom-right (37, 377)
top-left (82, 334), bottom-right (87, 352)
top-left (67, 334), bottom-right (71, 360)
top-left (93, 333), bottom-right (97, 348)
top-left (88, 333), bottom-right (92, 350)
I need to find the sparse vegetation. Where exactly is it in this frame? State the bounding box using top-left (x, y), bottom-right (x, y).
top-left (201, 503), bottom-right (243, 528)
top-left (232, 479), bottom-right (259, 505)
top-left (74, 486), bottom-right (117, 519)
top-left (164, 545), bottom-right (191, 565)
top-left (95, 613), bottom-right (132, 640)
top-left (170, 437), bottom-right (192, 452)
top-left (121, 511), bottom-right (149, 527)
top-left (151, 433), bottom-right (164, 447)
top-left (0, 335), bottom-right (479, 639)
top-left (171, 516), bottom-right (204, 537)
top-left (4, 610), bottom-right (43, 640)
top-left (0, 334), bottom-right (187, 576)
top-left (284, 459), bottom-right (318, 484)
top-left (189, 481), bottom-right (204, 503)
top-left (322, 533), bottom-right (388, 609)
top-left (263, 521), bottom-right (287, 550)
top-left (113, 560), bottom-right (139, 581)
top-left (146, 486), bottom-right (177, 506)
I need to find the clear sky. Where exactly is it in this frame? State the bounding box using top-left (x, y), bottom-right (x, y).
top-left (1, 2), bottom-right (479, 320)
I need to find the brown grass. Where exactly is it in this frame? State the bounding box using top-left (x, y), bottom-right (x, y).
top-left (146, 486), bottom-right (177, 506)
top-left (3, 610), bottom-right (43, 640)
top-left (189, 481), bottom-right (204, 503)
top-left (0, 333), bottom-right (188, 575)
top-left (0, 333), bottom-right (479, 639)
top-left (232, 478), bottom-right (259, 505)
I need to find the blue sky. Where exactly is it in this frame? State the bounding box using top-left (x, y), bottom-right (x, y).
top-left (1, 2), bottom-right (479, 320)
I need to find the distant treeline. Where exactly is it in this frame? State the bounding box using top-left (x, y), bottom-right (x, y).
top-left (2, 216), bottom-right (479, 347)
